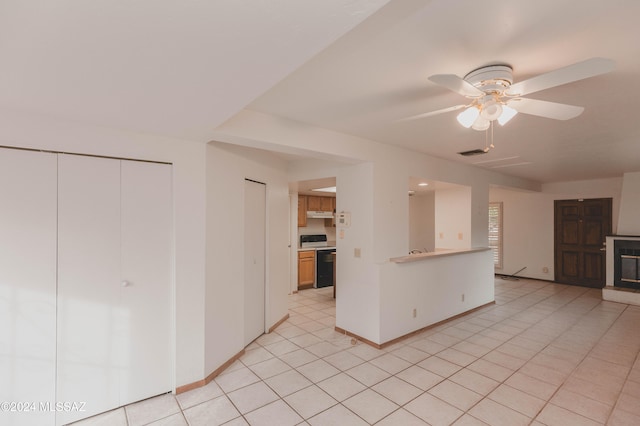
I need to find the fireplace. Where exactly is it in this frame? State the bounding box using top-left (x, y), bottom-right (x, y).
top-left (602, 171), bottom-right (640, 305)
top-left (614, 239), bottom-right (640, 289)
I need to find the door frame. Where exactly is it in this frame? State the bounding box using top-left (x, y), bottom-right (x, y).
top-left (243, 178), bottom-right (267, 345)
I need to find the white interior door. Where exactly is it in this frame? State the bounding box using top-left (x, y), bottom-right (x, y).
top-left (244, 179), bottom-right (266, 345)
top-left (119, 160), bottom-right (172, 405)
top-left (57, 155), bottom-right (173, 424)
top-left (57, 155), bottom-right (121, 425)
top-left (0, 148), bottom-right (57, 426)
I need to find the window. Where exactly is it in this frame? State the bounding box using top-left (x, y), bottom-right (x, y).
top-left (489, 202), bottom-right (503, 269)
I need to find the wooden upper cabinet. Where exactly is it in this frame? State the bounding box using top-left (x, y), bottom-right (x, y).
top-left (298, 195), bottom-right (307, 227)
top-left (306, 195), bottom-right (322, 211)
top-left (307, 195), bottom-right (335, 212)
top-left (320, 196), bottom-right (334, 212)
top-left (299, 195), bottom-right (336, 227)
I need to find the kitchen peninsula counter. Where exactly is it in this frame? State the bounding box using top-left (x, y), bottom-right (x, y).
top-left (390, 247), bottom-right (490, 264)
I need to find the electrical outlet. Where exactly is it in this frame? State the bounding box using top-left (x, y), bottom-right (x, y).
top-left (412, 308), bottom-right (417, 318)
top-left (354, 248), bottom-right (361, 258)
top-left (461, 293), bottom-right (465, 302)
top-left (439, 232), bottom-right (444, 239)
top-left (458, 232), bottom-right (463, 240)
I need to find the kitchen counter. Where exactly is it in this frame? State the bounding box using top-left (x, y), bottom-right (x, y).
top-left (298, 244), bottom-right (336, 251)
top-left (390, 247), bottom-right (491, 263)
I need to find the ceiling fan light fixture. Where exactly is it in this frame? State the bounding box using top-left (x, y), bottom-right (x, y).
top-left (456, 107), bottom-right (479, 128)
top-left (480, 99), bottom-right (503, 121)
top-left (471, 116), bottom-right (490, 131)
top-left (497, 105), bottom-right (518, 125)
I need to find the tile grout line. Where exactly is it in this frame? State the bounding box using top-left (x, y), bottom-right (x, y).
top-left (95, 283), bottom-right (640, 426)
top-left (402, 284), bottom-right (619, 424)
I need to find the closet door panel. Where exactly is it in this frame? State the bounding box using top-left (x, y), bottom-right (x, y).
top-left (119, 161), bottom-right (172, 404)
top-left (57, 155), bottom-right (121, 425)
top-left (0, 149), bottom-right (57, 426)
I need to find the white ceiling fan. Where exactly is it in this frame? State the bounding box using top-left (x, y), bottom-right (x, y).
top-left (402, 58), bottom-right (615, 131)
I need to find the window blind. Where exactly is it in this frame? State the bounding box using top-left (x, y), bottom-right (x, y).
top-left (489, 202), bottom-right (503, 269)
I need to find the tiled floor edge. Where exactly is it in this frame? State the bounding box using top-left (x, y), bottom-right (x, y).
top-left (603, 287), bottom-right (640, 306)
top-left (269, 313), bottom-right (290, 333)
top-left (335, 300), bottom-right (496, 350)
top-left (334, 326), bottom-right (382, 349)
top-left (176, 348), bottom-right (246, 395)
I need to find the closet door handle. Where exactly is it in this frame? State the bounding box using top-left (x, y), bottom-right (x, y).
top-left (121, 280), bottom-right (130, 287)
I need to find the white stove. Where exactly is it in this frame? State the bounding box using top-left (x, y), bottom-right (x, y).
top-left (300, 234), bottom-right (328, 248)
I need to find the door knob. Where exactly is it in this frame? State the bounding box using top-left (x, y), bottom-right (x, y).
top-left (121, 280), bottom-right (130, 287)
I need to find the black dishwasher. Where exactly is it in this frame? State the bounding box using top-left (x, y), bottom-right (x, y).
top-left (316, 248), bottom-right (336, 287)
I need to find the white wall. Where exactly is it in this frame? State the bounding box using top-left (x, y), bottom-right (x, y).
top-left (435, 187), bottom-right (472, 250)
top-left (409, 193), bottom-right (435, 252)
top-left (618, 172), bottom-right (640, 235)
top-left (298, 218), bottom-right (337, 243)
top-left (214, 109), bottom-right (538, 345)
top-left (490, 177), bottom-right (622, 280)
top-left (205, 142), bottom-right (290, 374)
top-left (334, 163), bottom-right (380, 343)
top-left (0, 108), bottom-right (207, 389)
top-left (379, 250), bottom-right (494, 342)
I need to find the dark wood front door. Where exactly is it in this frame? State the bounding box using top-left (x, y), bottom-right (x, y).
top-left (554, 198), bottom-right (611, 288)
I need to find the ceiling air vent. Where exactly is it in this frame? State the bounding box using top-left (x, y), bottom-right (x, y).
top-left (458, 148), bottom-right (488, 157)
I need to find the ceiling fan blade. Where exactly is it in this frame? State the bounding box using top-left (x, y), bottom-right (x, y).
top-left (506, 57), bottom-right (614, 96)
top-left (429, 74), bottom-right (484, 98)
top-left (397, 104), bottom-right (467, 122)
top-left (508, 98), bottom-right (584, 120)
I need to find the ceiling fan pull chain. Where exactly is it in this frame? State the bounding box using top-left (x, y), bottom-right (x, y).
top-left (484, 121), bottom-right (495, 153)
top-left (484, 127), bottom-right (488, 151)
top-left (491, 120), bottom-right (495, 149)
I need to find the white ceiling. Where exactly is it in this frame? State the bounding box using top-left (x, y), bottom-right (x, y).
top-left (249, 0), bottom-right (640, 183)
top-left (0, 0), bottom-right (388, 141)
top-left (2, 0), bottom-right (639, 184)
top-left (295, 177), bottom-right (337, 197)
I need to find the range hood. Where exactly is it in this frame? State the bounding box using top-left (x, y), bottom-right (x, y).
top-left (307, 210), bottom-right (334, 219)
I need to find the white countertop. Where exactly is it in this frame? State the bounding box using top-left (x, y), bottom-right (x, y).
top-left (298, 245), bottom-right (336, 251)
top-left (390, 247), bottom-right (491, 263)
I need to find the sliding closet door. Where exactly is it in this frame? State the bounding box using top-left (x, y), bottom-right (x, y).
top-left (57, 155), bottom-right (121, 425)
top-left (57, 155), bottom-right (172, 424)
top-left (119, 160), bottom-right (172, 405)
top-left (0, 149), bottom-right (57, 426)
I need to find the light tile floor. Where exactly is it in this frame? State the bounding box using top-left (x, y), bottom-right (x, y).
top-left (72, 278), bottom-right (640, 425)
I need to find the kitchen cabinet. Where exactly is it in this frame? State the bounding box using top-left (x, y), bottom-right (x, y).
top-left (326, 197), bottom-right (337, 227)
top-left (298, 195), bottom-right (307, 227)
top-left (307, 195), bottom-right (334, 212)
top-left (298, 250), bottom-right (315, 288)
top-left (298, 195), bottom-right (335, 227)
